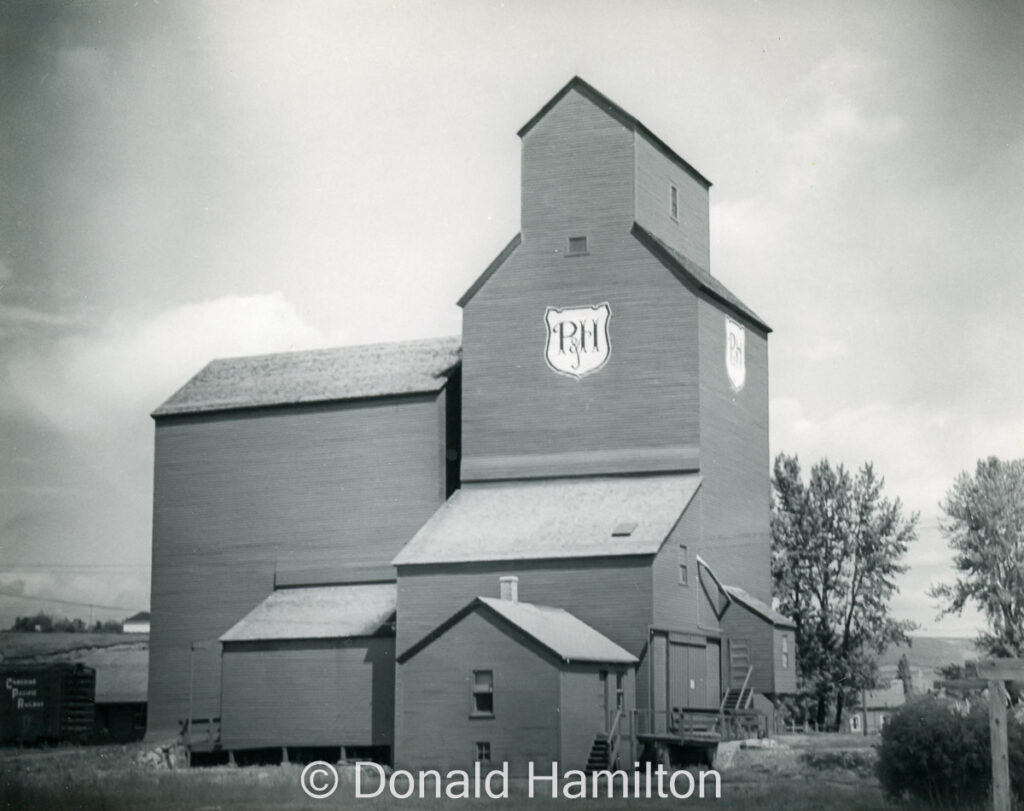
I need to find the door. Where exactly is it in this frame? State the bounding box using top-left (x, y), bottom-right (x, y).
top-left (706, 640), bottom-right (722, 706)
top-left (729, 639), bottom-right (751, 688)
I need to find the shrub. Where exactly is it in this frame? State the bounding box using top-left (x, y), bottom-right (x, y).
top-left (877, 694), bottom-right (1024, 808)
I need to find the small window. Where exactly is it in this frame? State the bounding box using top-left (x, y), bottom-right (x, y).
top-left (615, 672), bottom-right (625, 710)
top-left (670, 185), bottom-right (679, 220)
top-left (471, 670), bottom-right (494, 716)
top-left (567, 236), bottom-right (588, 255)
top-left (781, 636), bottom-right (789, 669)
top-left (476, 741), bottom-right (491, 763)
top-left (850, 714), bottom-right (862, 733)
top-left (678, 545), bottom-right (688, 586)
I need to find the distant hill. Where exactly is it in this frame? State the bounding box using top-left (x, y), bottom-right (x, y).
top-left (0, 631), bottom-right (147, 662)
top-left (879, 636), bottom-right (979, 671)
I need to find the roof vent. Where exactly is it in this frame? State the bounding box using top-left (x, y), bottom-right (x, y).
top-left (499, 576), bottom-right (519, 602)
top-left (611, 522), bottom-right (637, 538)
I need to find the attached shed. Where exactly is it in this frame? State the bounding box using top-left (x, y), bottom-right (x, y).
top-left (218, 583), bottom-right (396, 759)
top-left (720, 585), bottom-right (796, 696)
top-left (396, 591), bottom-right (636, 775)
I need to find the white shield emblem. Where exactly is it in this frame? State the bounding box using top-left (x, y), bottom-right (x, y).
top-left (544, 303), bottom-right (612, 379)
top-left (725, 317), bottom-right (746, 391)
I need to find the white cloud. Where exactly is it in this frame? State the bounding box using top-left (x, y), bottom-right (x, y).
top-left (7, 292), bottom-right (347, 435)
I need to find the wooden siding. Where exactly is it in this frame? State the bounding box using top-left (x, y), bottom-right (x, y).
top-left (720, 601), bottom-right (776, 695)
top-left (220, 637), bottom-right (394, 749)
top-left (395, 608), bottom-right (559, 773)
top-left (634, 133), bottom-right (710, 272)
top-left (696, 297), bottom-right (772, 602)
top-left (706, 640), bottom-right (722, 705)
top-left (461, 85), bottom-right (702, 480)
top-left (395, 558), bottom-right (653, 661)
top-left (520, 87), bottom-right (635, 245)
top-left (559, 666), bottom-right (635, 772)
top-left (652, 491), bottom-right (702, 633)
top-left (148, 393), bottom-right (448, 736)
top-left (461, 217), bottom-right (700, 480)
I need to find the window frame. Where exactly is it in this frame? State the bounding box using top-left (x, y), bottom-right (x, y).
top-left (476, 741), bottom-right (492, 763)
top-left (670, 184), bottom-right (679, 221)
top-left (470, 669), bottom-right (495, 718)
top-left (678, 544), bottom-right (689, 586)
top-left (566, 235), bottom-right (589, 256)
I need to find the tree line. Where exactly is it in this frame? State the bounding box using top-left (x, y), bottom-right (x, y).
top-left (7, 612), bottom-right (124, 633)
top-left (771, 453), bottom-right (1024, 727)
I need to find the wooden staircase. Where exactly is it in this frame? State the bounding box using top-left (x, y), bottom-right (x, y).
top-left (585, 735), bottom-right (612, 773)
top-left (721, 683), bottom-right (753, 712)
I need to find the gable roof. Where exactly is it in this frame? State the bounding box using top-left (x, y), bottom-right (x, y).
top-left (153, 336), bottom-right (460, 417)
top-left (219, 584), bottom-right (396, 643)
top-left (457, 233), bottom-right (522, 308)
top-left (864, 682), bottom-right (906, 709)
top-left (518, 76), bottom-right (711, 189)
top-left (632, 224), bottom-right (771, 333)
top-left (392, 473), bottom-right (701, 566)
top-left (122, 611), bottom-right (150, 624)
top-left (398, 596), bottom-right (637, 666)
top-left (724, 585), bottom-right (796, 629)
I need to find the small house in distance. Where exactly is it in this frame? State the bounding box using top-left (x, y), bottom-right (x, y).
top-left (122, 612), bottom-right (150, 634)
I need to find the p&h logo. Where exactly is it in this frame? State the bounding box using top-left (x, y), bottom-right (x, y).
top-left (543, 303), bottom-right (612, 380)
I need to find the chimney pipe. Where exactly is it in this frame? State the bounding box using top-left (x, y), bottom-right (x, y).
top-left (499, 576), bottom-right (519, 602)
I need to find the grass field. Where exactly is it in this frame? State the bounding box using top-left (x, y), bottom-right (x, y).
top-left (1, 733), bottom-right (970, 811)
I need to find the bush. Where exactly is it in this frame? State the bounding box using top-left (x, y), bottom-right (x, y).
top-left (877, 694), bottom-right (1024, 808)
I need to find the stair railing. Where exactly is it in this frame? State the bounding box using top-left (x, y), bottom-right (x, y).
top-left (738, 666), bottom-right (754, 709)
top-left (606, 708), bottom-right (624, 770)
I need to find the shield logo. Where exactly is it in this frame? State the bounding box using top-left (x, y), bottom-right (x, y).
top-left (544, 303), bottom-right (612, 379)
top-left (725, 317), bottom-right (746, 391)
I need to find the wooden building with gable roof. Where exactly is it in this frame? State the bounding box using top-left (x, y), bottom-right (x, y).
top-left (147, 77), bottom-right (793, 767)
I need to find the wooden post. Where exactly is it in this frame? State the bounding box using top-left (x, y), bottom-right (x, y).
top-left (989, 681), bottom-right (1010, 811)
top-left (978, 658), bottom-right (1024, 811)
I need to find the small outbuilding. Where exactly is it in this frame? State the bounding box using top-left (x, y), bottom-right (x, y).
top-left (122, 612), bottom-right (151, 634)
top-left (218, 583), bottom-right (396, 761)
top-left (396, 583), bottom-right (637, 775)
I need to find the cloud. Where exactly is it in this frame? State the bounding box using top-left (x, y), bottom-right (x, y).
top-left (7, 292), bottom-right (346, 435)
top-left (0, 259), bottom-right (11, 282)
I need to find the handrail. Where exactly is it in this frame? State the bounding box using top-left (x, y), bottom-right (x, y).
top-left (606, 708), bottom-right (624, 769)
top-left (738, 666), bottom-right (753, 709)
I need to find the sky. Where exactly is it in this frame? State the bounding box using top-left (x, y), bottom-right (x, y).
top-left (0, 0), bottom-right (1021, 637)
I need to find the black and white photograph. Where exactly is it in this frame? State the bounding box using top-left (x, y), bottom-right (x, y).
top-left (1, 1), bottom-right (1022, 809)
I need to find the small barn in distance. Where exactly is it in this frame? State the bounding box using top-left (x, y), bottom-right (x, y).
top-left (122, 612), bottom-right (151, 635)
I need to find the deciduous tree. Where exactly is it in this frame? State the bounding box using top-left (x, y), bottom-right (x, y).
top-left (930, 456), bottom-right (1024, 657)
top-left (771, 454), bottom-right (918, 728)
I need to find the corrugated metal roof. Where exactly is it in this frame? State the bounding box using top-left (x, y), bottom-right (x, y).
top-left (478, 597), bottom-right (637, 664)
top-left (219, 584), bottom-right (396, 643)
top-left (392, 474), bottom-right (701, 566)
top-left (153, 336), bottom-right (461, 417)
top-left (724, 585), bottom-right (796, 628)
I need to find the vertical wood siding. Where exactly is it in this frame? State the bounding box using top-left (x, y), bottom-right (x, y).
top-left (633, 134), bottom-right (710, 271)
top-left (396, 609), bottom-right (559, 773)
top-left (719, 602), bottom-right (776, 694)
top-left (220, 637), bottom-right (394, 749)
top-left (706, 640), bottom-right (722, 704)
top-left (558, 666), bottom-right (634, 771)
top-left (149, 394), bottom-right (447, 735)
top-left (462, 88), bottom-right (701, 480)
top-left (696, 297), bottom-right (772, 602)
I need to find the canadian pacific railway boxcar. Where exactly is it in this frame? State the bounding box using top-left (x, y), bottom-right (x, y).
top-left (148, 76), bottom-right (796, 770)
top-left (0, 663), bottom-right (95, 745)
